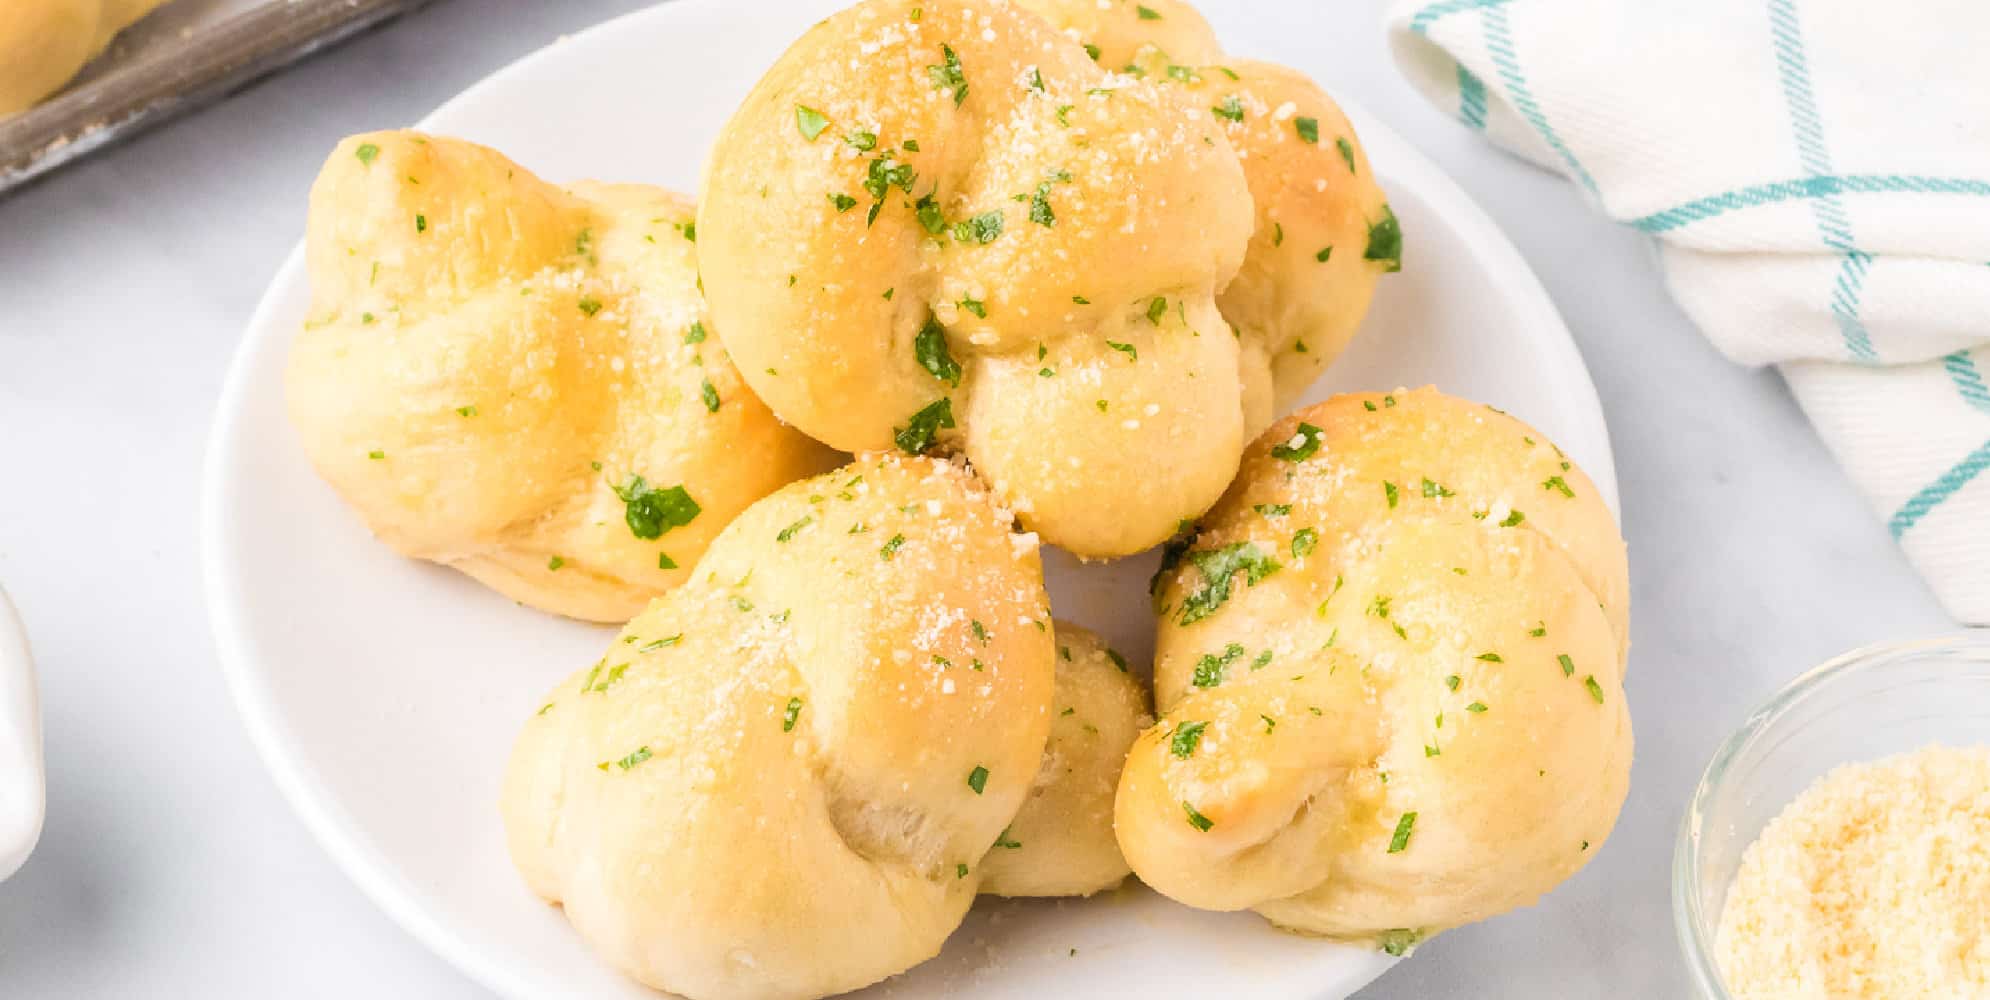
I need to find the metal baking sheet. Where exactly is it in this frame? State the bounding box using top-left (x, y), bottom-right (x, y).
top-left (0, 0), bottom-right (433, 196)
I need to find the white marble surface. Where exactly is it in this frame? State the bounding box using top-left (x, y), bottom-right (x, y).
top-left (0, 0), bottom-right (1959, 996)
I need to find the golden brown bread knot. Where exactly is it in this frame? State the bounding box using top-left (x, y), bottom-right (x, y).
top-left (0, 0), bottom-right (166, 116)
top-left (501, 453), bottom-right (1057, 1000)
top-left (978, 620), bottom-right (1151, 898)
top-left (1118, 388), bottom-right (1630, 952)
top-left (1014, 0), bottom-right (1400, 398)
top-left (286, 131), bottom-right (836, 622)
top-left (699, 0), bottom-right (1266, 558)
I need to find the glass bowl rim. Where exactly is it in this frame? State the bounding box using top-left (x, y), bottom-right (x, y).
top-left (1670, 629), bottom-right (1990, 998)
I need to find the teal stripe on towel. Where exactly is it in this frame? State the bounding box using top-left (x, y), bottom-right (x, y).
top-left (1457, 65), bottom-right (1488, 129)
top-left (1408, 0), bottom-right (1512, 36)
top-left (1481, 3), bottom-right (1599, 194)
top-left (1946, 351), bottom-right (1990, 415)
top-left (1631, 174), bottom-right (1990, 232)
top-left (1766, 0), bottom-right (1878, 363)
top-left (1889, 438), bottom-right (1990, 538)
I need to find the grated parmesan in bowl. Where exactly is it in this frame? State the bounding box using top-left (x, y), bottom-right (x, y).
top-left (1674, 633), bottom-right (1990, 1000)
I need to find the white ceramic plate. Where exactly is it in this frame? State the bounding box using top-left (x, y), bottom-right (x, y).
top-left (203, 2), bottom-right (1619, 997)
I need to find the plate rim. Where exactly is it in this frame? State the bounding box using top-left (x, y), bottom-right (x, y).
top-left (201, 2), bottom-right (1619, 997)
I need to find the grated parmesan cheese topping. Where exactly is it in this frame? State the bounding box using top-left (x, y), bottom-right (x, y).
top-left (1714, 744), bottom-right (1990, 999)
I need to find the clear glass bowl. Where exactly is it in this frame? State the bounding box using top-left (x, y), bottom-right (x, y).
top-left (1672, 631), bottom-right (1990, 997)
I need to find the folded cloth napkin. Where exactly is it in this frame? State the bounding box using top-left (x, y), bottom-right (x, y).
top-left (1386, 0), bottom-right (1990, 623)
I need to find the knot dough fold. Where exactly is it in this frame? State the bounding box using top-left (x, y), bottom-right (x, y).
top-left (1120, 388), bottom-right (1631, 947)
top-left (502, 454), bottom-right (1056, 1000)
top-left (0, 0), bottom-right (165, 115)
top-left (979, 621), bottom-right (1151, 898)
top-left (1013, 0), bottom-right (1400, 419)
top-left (286, 131), bottom-right (836, 623)
top-left (697, 0), bottom-right (1257, 557)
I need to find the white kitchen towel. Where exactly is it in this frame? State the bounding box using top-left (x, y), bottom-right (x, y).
top-left (1386, 0), bottom-right (1990, 623)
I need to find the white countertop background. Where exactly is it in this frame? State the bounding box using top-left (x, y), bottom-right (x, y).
top-left (0, 0), bottom-right (1959, 995)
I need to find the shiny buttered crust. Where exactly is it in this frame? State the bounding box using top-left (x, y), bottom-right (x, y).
top-left (286, 131), bottom-right (837, 623)
top-left (501, 454), bottom-right (1056, 1000)
top-left (979, 620), bottom-right (1150, 898)
top-left (0, 0), bottom-right (164, 115)
top-left (698, 0), bottom-right (1259, 557)
top-left (1120, 388), bottom-right (1631, 948)
top-left (1013, 0), bottom-right (1398, 413)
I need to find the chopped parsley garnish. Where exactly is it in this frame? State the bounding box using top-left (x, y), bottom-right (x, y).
top-left (915, 192), bottom-right (947, 234)
top-left (1585, 675), bottom-right (1606, 703)
top-left (966, 765), bottom-right (989, 794)
top-left (1273, 222), bottom-right (1285, 247)
top-left (1183, 801), bottom-right (1214, 832)
top-left (1192, 642), bottom-right (1247, 688)
top-left (993, 827), bottom-right (1022, 849)
top-left (1170, 721), bottom-right (1209, 758)
top-left (951, 210), bottom-right (1004, 244)
top-left (1254, 503), bottom-right (1292, 517)
top-left (367, 450), bottom-right (385, 460)
top-left (1167, 64), bottom-right (1201, 83)
top-left (685, 321), bottom-right (707, 344)
top-left (971, 619), bottom-right (990, 643)
top-left (414, 213), bottom-right (427, 233)
top-left (1543, 475), bottom-right (1575, 498)
top-left (1055, 103), bottom-right (1075, 126)
top-left (1293, 116), bottom-right (1319, 144)
top-left (355, 142), bottom-right (380, 165)
top-left (829, 192), bottom-right (859, 213)
top-left (611, 746), bottom-right (653, 771)
top-left (1364, 204), bottom-right (1403, 272)
top-left (639, 635), bottom-right (681, 652)
top-left (1445, 674), bottom-right (1461, 691)
top-left (1178, 544), bottom-right (1281, 625)
top-left (957, 863), bottom-right (970, 878)
top-left (1379, 929), bottom-right (1420, 956)
top-left (657, 552), bottom-right (677, 569)
top-left (730, 595), bottom-right (754, 613)
top-left (914, 317), bottom-right (962, 385)
top-left (795, 105), bottom-right (830, 140)
top-left (958, 296), bottom-right (986, 318)
top-left (547, 555), bottom-right (565, 570)
top-left (699, 378), bottom-right (720, 412)
top-left (455, 405), bottom-right (477, 417)
top-left (1500, 509), bottom-right (1526, 528)
top-left (783, 696), bottom-right (804, 732)
top-left (1137, 4), bottom-right (1162, 18)
top-left (1476, 652), bottom-right (1503, 663)
top-left (1421, 478), bottom-right (1454, 498)
top-left (844, 131), bottom-right (877, 151)
top-left (1558, 653), bottom-right (1575, 676)
top-left (1106, 340), bottom-right (1137, 361)
top-left (880, 533), bottom-right (907, 560)
top-left (1146, 297), bottom-right (1168, 325)
top-left (1261, 714), bottom-right (1277, 733)
top-left (1387, 811), bottom-right (1417, 853)
top-left (613, 475), bottom-right (700, 540)
top-left (927, 44), bottom-right (968, 106)
top-left (1212, 95), bottom-right (1245, 122)
top-left (1384, 481), bottom-right (1400, 508)
top-left (577, 296), bottom-right (603, 317)
top-left (1271, 422), bottom-right (1324, 461)
top-left (1337, 136), bottom-right (1357, 173)
top-left (1106, 648), bottom-right (1128, 671)
top-left (776, 517), bottom-right (812, 542)
top-left (1084, 43), bottom-right (1102, 61)
top-left (1291, 527), bottom-right (1318, 558)
top-left (1466, 702), bottom-right (1488, 713)
top-left (894, 398), bottom-right (955, 453)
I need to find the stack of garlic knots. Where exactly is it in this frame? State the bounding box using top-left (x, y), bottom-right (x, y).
top-left (287, 132), bottom-right (836, 622)
top-left (697, 0), bottom-right (1393, 557)
top-left (1123, 387), bottom-right (1631, 950)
